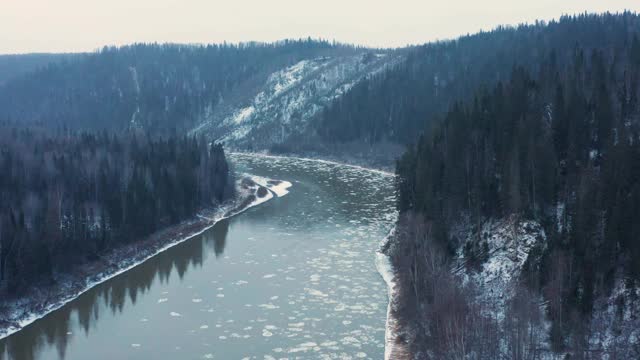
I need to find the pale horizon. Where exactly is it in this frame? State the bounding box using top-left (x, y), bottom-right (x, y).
top-left (1, 0), bottom-right (639, 55)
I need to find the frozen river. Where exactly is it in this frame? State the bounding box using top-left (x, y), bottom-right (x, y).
top-left (0, 154), bottom-right (397, 360)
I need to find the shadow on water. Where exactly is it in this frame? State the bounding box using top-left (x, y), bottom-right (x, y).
top-left (0, 218), bottom-right (230, 360)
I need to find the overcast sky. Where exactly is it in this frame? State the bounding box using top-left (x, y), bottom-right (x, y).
top-left (1, 0), bottom-right (639, 54)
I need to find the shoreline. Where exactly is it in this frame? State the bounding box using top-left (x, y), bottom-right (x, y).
top-left (375, 228), bottom-right (411, 360)
top-left (230, 151), bottom-right (397, 177)
top-left (0, 176), bottom-right (292, 340)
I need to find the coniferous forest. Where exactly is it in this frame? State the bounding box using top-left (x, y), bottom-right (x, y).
top-left (315, 13), bottom-right (640, 147)
top-left (0, 127), bottom-right (232, 296)
top-left (393, 24), bottom-right (640, 358)
top-left (0, 40), bottom-right (361, 135)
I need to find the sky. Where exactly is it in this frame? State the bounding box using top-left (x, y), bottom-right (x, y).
top-left (1, 0), bottom-right (639, 54)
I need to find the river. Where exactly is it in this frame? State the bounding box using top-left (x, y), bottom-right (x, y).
top-left (0, 154), bottom-right (397, 360)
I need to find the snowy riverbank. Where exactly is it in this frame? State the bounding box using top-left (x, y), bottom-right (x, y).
top-left (0, 176), bottom-right (292, 340)
top-left (231, 151), bottom-right (396, 176)
top-left (376, 228), bottom-right (411, 360)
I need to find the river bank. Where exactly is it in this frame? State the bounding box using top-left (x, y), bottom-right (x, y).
top-left (376, 228), bottom-right (412, 360)
top-left (0, 176), bottom-right (291, 340)
top-left (231, 151), bottom-right (396, 176)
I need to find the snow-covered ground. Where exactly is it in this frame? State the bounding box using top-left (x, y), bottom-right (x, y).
top-left (190, 53), bottom-right (401, 149)
top-left (588, 275), bottom-right (640, 358)
top-left (448, 215), bottom-right (640, 358)
top-left (375, 228), bottom-right (410, 360)
top-left (456, 217), bottom-right (546, 322)
top-left (0, 176), bottom-right (291, 340)
top-left (248, 175), bottom-right (292, 197)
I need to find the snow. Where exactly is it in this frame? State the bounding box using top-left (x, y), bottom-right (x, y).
top-left (191, 52), bottom-right (402, 149)
top-left (587, 275), bottom-right (640, 357)
top-left (249, 175), bottom-right (292, 197)
top-left (231, 106), bottom-right (255, 124)
top-left (269, 60), bottom-right (316, 97)
top-left (129, 66), bottom-right (140, 94)
top-left (130, 106), bottom-right (140, 127)
top-left (556, 202), bottom-right (565, 232)
top-left (375, 228), bottom-right (401, 360)
top-left (456, 217), bottom-right (546, 322)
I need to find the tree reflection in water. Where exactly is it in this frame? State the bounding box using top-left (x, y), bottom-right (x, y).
top-left (0, 219), bottom-right (230, 360)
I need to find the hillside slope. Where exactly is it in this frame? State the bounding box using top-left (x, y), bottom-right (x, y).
top-left (0, 40), bottom-right (378, 136)
top-left (0, 53), bottom-right (79, 86)
top-left (190, 52), bottom-right (401, 149)
top-left (301, 12), bottom-right (640, 154)
top-left (2, 14), bottom-right (639, 169)
top-left (391, 26), bottom-right (640, 357)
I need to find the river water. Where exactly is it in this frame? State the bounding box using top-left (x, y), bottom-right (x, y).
top-left (0, 154), bottom-right (397, 360)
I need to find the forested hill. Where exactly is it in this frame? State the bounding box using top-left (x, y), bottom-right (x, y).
top-left (300, 12), bottom-right (640, 152)
top-left (2, 14), bottom-right (640, 165)
top-left (0, 40), bottom-right (381, 136)
top-left (0, 53), bottom-right (79, 86)
top-left (0, 127), bottom-right (232, 295)
top-left (391, 24), bottom-right (640, 358)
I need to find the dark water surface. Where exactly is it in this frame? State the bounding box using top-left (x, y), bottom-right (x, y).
top-left (0, 154), bottom-right (396, 360)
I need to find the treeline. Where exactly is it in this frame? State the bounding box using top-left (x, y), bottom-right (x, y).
top-left (315, 12), bottom-right (640, 147)
top-left (394, 34), bottom-right (640, 356)
top-left (0, 53), bottom-right (78, 86)
top-left (0, 39), bottom-right (361, 134)
top-left (0, 127), bottom-right (232, 295)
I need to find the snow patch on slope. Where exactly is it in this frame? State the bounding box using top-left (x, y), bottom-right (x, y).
top-left (129, 66), bottom-right (140, 94)
top-left (231, 106), bottom-right (255, 125)
top-left (587, 274), bottom-right (640, 357)
top-left (375, 228), bottom-right (404, 360)
top-left (268, 59), bottom-right (317, 97)
top-left (456, 217), bottom-right (546, 321)
top-left (191, 52), bottom-right (401, 149)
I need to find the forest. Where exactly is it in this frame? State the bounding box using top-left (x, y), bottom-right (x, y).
top-left (0, 127), bottom-right (232, 296)
top-left (0, 53), bottom-right (77, 86)
top-left (314, 12), bottom-right (640, 148)
top-left (392, 24), bottom-right (640, 357)
top-left (0, 39), bottom-right (362, 135)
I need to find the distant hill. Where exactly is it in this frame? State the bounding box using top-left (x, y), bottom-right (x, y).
top-left (2, 14), bottom-right (639, 165)
top-left (0, 40), bottom-right (385, 139)
top-left (0, 53), bottom-right (80, 85)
